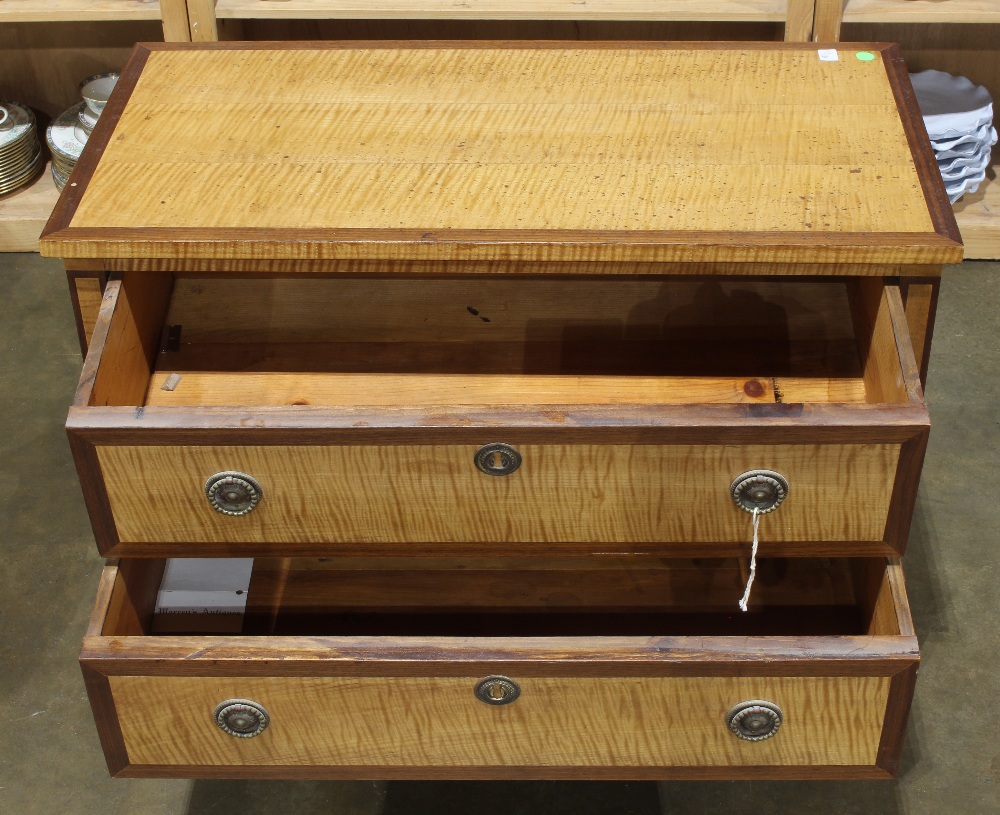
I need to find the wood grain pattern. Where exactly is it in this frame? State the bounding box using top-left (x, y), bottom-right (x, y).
top-left (100, 259), bottom-right (931, 276)
top-left (901, 279), bottom-right (938, 387)
top-left (209, 0), bottom-right (792, 23)
top-left (87, 273), bottom-right (173, 407)
top-left (144, 372), bottom-right (868, 407)
top-left (164, 276), bottom-right (861, 345)
top-left (843, 0), bottom-right (1000, 25)
top-left (849, 279), bottom-right (909, 404)
top-left (783, 0), bottom-right (814, 41)
top-left (108, 674), bottom-right (891, 768)
top-left (159, 0), bottom-right (192, 41)
top-left (95, 442), bottom-right (901, 545)
top-left (0, 162), bottom-right (58, 252)
top-left (0, 22), bottom-right (160, 116)
top-left (867, 571), bottom-right (900, 636)
top-left (813, 0), bottom-right (843, 41)
top-left (101, 558), bottom-right (167, 636)
top-left (73, 275), bottom-right (104, 353)
top-left (0, 0), bottom-right (162, 23)
top-left (241, 556), bottom-right (860, 613)
top-left (40, 42), bottom-right (961, 264)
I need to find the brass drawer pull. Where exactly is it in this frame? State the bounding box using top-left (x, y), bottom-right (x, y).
top-left (726, 700), bottom-right (783, 741)
top-left (474, 443), bottom-right (522, 476)
top-left (731, 470), bottom-right (789, 514)
top-left (205, 471), bottom-right (263, 516)
top-left (475, 676), bottom-right (520, 705)
top-left (213, 699), bottom-right (270, 738)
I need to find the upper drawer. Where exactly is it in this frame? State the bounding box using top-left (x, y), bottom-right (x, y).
top-left (68, 275), bottom-right (928, 558)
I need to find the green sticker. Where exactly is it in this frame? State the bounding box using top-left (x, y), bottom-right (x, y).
top-left (856, 51), bottom-right (876, 62)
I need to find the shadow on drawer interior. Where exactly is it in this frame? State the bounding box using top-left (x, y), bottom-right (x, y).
top-left (124, 556), bottom-right (901, 639)
top-left (88, 275), bottom-right (914, 409)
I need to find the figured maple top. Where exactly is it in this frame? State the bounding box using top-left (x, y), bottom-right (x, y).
top-left (40, 42), bottom-right (962, 265)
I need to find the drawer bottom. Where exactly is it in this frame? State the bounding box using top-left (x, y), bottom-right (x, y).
top-left (81, 556), bottom-right (919, 780)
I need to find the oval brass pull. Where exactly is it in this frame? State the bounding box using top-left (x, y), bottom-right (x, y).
top-left (730, 470), bottom-right (789, 514)
top-left (726, 700), bottom-right (782, 741)
top-left (475, 676), bottom-right (520, 705)
top-left (214, 699), bottom-right (270, 738)
top-left (474, 443), bottom-right (522, 476)
top-left (205, 471), bottom-right (263, 516)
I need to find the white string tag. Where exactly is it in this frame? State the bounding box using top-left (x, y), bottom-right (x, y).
top-left (739, 508), bottom-right (761, 612)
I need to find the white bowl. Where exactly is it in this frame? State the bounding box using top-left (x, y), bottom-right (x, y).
top-left (79, 73), bottom-right (119, 116)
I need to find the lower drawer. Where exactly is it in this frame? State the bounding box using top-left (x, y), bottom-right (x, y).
top-left (81, 556), bottom-right (919, 780)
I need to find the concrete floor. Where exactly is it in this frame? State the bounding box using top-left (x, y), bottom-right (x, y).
top-left (0, 253), bottom-right (997, 814)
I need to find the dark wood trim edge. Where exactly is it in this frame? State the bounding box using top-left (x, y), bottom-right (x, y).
top-left (66, 402), bottom-right (930, 443)
top-left (113, 763), bottom-right (894, 780)
top-left (883, 429), bottom-right (929, 555)
top-left (80, 633), bottom-right (919, 678)
top-left (886, 558), bottom-right (916, 638)
top-left (876, 662), bottom-right (920, 777)
top-left (67, 429), bottom-right (120, 555)
top-left (881, 44), bottom-right (964, 255)
top-left (99, 539), bottom-right (900, 560)
top-left (135, 40), bottom-right (902, 53)
top-left (65, 270), bottom-right (93, 357)
top-left (79, 663), bottom-right (130, 776)
top-left (884, 283), bottom-right (925, 406)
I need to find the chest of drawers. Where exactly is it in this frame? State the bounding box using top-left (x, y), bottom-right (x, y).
top-left (41, 41), bottom-right (961, 779)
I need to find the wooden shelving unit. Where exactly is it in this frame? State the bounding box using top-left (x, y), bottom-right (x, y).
top-left (188, 0), bottom-right (814, 45)
top-left (0, 0), bottom-right (188, 252)
top-left (205, 0), bottom-right (792, 23)
top-left (0, 0), bottom-right (164, 23)
top-left (0, 164), bottom-right (60, 253)
top-left (4, 0), bottom-right (1000, 258)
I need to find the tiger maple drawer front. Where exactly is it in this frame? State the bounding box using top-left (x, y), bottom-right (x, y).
top-left (81, 557), bottom-right (919, 779)
top-left (68, 273), bottom-right (929, 558)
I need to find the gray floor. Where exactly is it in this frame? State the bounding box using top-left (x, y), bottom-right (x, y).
top-left (1, 254), bottom-right (997, 814)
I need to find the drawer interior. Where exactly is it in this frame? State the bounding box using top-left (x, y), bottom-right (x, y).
top-left (103, 556), bottom-right (907, 639)
top-left (84, 275), bottom-right (918, 409)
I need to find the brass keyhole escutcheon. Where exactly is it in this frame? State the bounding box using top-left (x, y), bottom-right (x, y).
top-left (205, 471), bottom-right (263, 516)
top-left (475, 676), bottom-right (521, 705)
top-left (474, 443), bottom-right (522, 476)
top-left (730, 470), bottom-right (789, 514)
top-left (726, 700), bottom-right (783, 741)
top-left (213, 699), bottom-right (270, 738)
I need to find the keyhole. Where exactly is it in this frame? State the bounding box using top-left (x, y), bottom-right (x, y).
top-left (488, 684), bottom-right (506, 700)
top-left (474, 444), bottom-right (522, 476)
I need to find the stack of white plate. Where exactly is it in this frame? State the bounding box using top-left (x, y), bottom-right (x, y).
top-left (911, 70), bottom-right (996, 204)
top-left (47, 103), bottom-right (88, 191)
top-left (47, 72), bottom-right (118, 191)
top-left (0, 101), bottom-right (43, 196)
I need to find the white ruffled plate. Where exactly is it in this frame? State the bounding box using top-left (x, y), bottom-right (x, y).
top-left (946, 169), bottom-right (988, 203)
top-left (939, 147), bottom-right (992, 181)
top-left (932, 123), bottom-right (995, 153)
top-left (939, 142), bottom-right (994, 174)
top-left (912, 70), bottom-right (994, 139)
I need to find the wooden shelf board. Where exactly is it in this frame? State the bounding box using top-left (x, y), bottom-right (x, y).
top-left (213, 0), bottom-right (788, 22)
top-left (0, 0), bottom-right (162, 23)
top-left (0, 162), bottom-right (59, 253)
top-left (843, 0), bottom-right (1000, 25)
top-left (954, 163), bottom-right (1000, 261)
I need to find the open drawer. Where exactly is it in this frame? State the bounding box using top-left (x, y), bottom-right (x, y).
top-left (80, 555), bottom-right (919, 779)
top-left (68, 274), bottom-right (929, 558)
